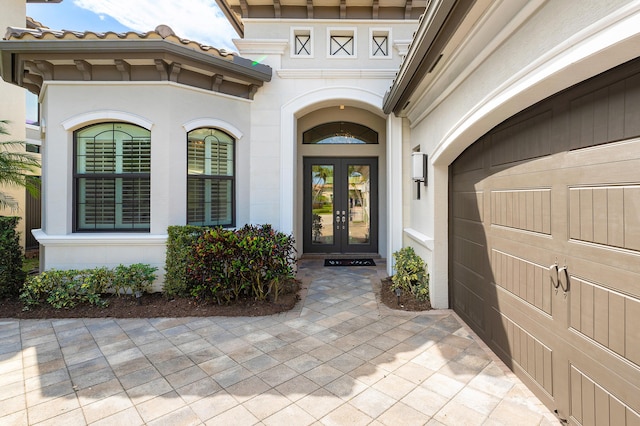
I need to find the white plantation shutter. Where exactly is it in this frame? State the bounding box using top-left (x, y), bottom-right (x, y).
top-left (187, 128), bottom-right (234, 226)
top-left (75, 123), bottom-right (151, 231)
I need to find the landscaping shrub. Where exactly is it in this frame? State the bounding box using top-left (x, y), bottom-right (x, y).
top-left (112, 263), bottom-right (157, 296)
top-left (187, 227), bottom-right (240, 303)
top-left (20, 269), bottom-right (107, 309)
top-left (392, 246), bottom-right (430, 301)
top-left (236, 224), bottom-right (297, 302)
top-left (184, 224), bottom-right (296, 304)
top-left (20, 264), bottom-right (157, 310)
top-left (164, 225), bottom-right (204, 297)
top-left (0, 216), bottom-right (25, 297)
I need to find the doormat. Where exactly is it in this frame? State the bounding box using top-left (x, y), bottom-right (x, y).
top-left (324, 258), bottom-right (376, 267)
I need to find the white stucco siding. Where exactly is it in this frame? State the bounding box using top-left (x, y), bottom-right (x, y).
top-left (37, 81), bottom-right (252, 288)
top-left (399, 0), bottom-right (640, 308)
top-left (248, 85), bottom-right (283, 227)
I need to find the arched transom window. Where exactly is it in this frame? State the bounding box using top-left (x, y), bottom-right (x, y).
top-left (303, 121), bottom-right (378, 144)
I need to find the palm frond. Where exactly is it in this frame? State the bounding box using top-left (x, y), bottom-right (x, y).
top-left (0, 120), bottom-right (41, 210)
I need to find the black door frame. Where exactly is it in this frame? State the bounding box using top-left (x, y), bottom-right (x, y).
top-left (303, 157), bottom-right (378, 254)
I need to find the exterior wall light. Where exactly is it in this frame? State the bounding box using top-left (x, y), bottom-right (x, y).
top-left (411, 152), bottom-right (427, 186)
top-left (412, 151), bottom-right (427, 200)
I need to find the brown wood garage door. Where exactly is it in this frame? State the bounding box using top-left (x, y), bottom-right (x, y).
top-left (451, 58), bottom-right (640, 424)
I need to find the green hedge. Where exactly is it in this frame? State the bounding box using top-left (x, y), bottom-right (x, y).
top-left (20, 264), bottom-right (157, 310)
top-left (163, 225), bottom-right (204, 297)
top-left (164, 224), bottom-right (296, 303)
top-left (0, 216), bottom-right (25, 297)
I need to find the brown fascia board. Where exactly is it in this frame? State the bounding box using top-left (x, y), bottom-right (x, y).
top-left (214, 0), bottom-right (245, 38)
top-left (0, 38), bottom-right (271, 84)
top-left (382, 0), bottom-right (475, 115)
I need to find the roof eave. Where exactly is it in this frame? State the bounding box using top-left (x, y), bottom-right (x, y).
top-left (214, 0), bottom-right (245, 38)
top-left (382, 0), bottom-right (475, 116)
top-left (0, 38), bottom-right (271, 82)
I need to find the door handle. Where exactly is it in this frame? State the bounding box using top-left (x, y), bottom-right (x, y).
top-left (550, 261), bottom-right (569, 293)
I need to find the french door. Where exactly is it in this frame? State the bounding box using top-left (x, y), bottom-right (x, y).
top-left (303, 157), bottom-right (378, 254)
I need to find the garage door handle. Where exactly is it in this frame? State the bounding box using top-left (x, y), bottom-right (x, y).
top-left (550, 263), bottom-right (569, 293)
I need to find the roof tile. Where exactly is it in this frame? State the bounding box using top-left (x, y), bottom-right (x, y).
top-left (5, 23), bottom-right (235, 58)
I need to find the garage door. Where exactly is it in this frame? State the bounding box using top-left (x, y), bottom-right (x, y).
top-left (451, 58), bottom-right (640, 424)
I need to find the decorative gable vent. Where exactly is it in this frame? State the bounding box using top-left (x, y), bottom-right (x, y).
top-left (328, 28), bottom-right (356, 58)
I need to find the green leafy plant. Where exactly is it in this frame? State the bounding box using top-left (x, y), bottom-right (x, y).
top-left (20, 269), bottom-right (108, 310)
top-left (0, 216), bottom-right (26, 297)
top-left (186, 227), bottom-right (238, 304)
top-left (392, 246), bottom-right (430, 302)
top-left (19, 264), bottom-right (156, 310)
top-left (184, 224), bottom-right (296, 304)
top-left (113, 263), bottom-right (157, 296)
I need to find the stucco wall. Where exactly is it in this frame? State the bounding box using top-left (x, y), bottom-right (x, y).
top-left (37, 81), bottom-right (252, 289)
top-left (401, 0), bottom-right (640, 308)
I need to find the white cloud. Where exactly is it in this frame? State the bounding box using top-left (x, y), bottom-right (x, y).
top-left (73, 0), bottom-right (238, 50)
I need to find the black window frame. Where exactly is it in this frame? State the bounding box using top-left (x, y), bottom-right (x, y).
top-left (187, 127), bottom-right (236, 228)
top-left (73, 122), bottom-right (151, 232)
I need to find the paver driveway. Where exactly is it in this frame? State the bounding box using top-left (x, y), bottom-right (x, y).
top-left (0, 259), bottom-right (559, 425)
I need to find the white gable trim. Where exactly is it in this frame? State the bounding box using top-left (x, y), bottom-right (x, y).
top-left (61, 110), bottom-right (153, 131)
top-left (182, 118), bottom-right (244, 140)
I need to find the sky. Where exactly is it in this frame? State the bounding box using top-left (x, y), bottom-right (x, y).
top-left (26, 0), bottom-right (238, 51)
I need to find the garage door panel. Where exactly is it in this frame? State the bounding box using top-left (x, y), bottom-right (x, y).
top-left (490, 109), bottom-right (552, 167)
top-left (569, 72), bottom-right (640, 150)
top-left (569, 185), bottom-right (640, 252)
top-left (452, 191), bottom-right (484, 222)
top-left (491, 248), bottom-right (553, 316)
top-left (453, 235), bottom-right (486, 278)
top-left (490, 307), bottom-right (554, 397)
top-left (451, 138), bottom-right (485, 175)
top-left (624, 73), bottom-right (640, 138)
top-left (490, 188), bottom-right (551, 235)
top-left (624, 298), bottom-right (640, 367)
top-left (623, 186), bottom-right (640, 251)
top-left (453, 219), bottom-right (485, 248)
top-left (569, 364), bottom-right (640, 425)
top-left (566, 255), bottom-right (640, 299)
top-left (568, 276), bottom-right (640, 363)
top-left (451, 278), bottom-right (485, 331)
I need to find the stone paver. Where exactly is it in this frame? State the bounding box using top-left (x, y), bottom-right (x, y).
top-left (0, 259), bottom-right (559, 425)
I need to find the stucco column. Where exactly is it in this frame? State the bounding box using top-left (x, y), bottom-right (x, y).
top-left (279, 105), bottom-right (295, 236)
top-left (430, 163), bottom-right (449, 309)
top-left (386, 115), bottom-right (403, 275)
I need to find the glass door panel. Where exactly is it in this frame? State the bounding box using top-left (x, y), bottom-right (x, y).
top-left (347, 164), bottom-right (370, 245)
top-left (304, 157), bottom-right (377, 254)
top-left (311, 165), bottom-right (334, 246)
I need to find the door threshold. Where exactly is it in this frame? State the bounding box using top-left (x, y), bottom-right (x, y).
top-left (300, 253), bottom-right (382, 260)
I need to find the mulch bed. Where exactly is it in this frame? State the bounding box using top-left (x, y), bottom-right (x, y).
top-left (379, 276), bottom-right (432, 311)
top-left (0, 284), bottom-right (301, 320)
top-left (0, 276), bottom-right (429, 319)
